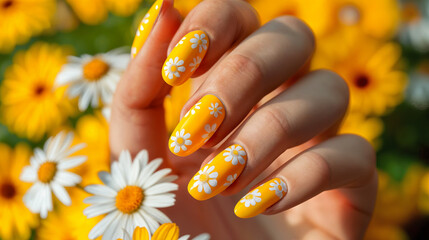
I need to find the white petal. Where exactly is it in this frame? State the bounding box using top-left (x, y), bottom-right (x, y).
top-left (51, 182), bottom-right (71, 205)
top-left (85, 184), bottom-right (117, 197)
top-left (111, 161), bottom-right (127, 189)
top-left (98, 171), bottom-right (121, 191)
top-left (57, 156), bottom-right (87, 170)
top-left (145, 182), bottom-right (178, 195)
top-left (89, 211), bottom-right (121, 239)
top-left (136, 159), bottom-right (163, 186)
top-left (144, 194), bottom-right (176, 208)
top-left (20, 166), bottom-right (37, 182)
top-left (142, 168), bottom-right (172, 189)
top-left (84, 196), bottom-right (115, 205)
top-left (141, 206), bottom-right (171, 224)
top-left (193, 233), bottom-right (211, 240)
top-left (84, 202), bottom-right (116, 218)
top-left (203, 183), bottom-right (211, 194)
top-left (54, 171), bottom-right (82, 186)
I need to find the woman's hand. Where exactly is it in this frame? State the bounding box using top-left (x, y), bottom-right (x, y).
top-left (110, 0), bottom-right (377, 239)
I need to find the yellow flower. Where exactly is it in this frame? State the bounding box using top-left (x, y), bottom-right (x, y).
top-left (0, 143), bottom-right (38, 240)
top-left (0, 0), bottom-right (55, 53)
top-left (66, 0), bottom-right (108, 25)
top-left (105, 0), bottom-right (143, 16)
top-left (69, 113), bottom-right (110, 186)
top-left (164, 79), bottom-right (192, 134)
top-left (1, 42), bottom-right (76, 141)
top-left (174, 0), bottom-right (201, 17)
top-left (339, 112), bottom-right (384, 147)
top-left (314, 39), bottom-right (407, 116)
top-left (37, 189), bottom-right (102, 240)
top-left (119, 223), bottom-right (209, 240)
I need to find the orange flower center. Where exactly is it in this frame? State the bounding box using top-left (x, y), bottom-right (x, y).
top-left (199, 173), bottom-right (209, 182)
top-left (232, 150), bottom-right (239, 156)
top-left (38, 162), bottom-right (57, 183)
top-left (338, 4), bottom-right (361, 25)
top-left (83, 58), bottom-right (110, 81)
top-left (115, 186), bottom-right (144, 214)
top-left (170, 65), bottom-right (178, 72)
top-left (176, 137), bottom-right (184, 145)
top-left (0, 181), bottom-right (16, 199)
top-left (245, 194), bottom-right (254, 200)
top-left (402, 3), bottom-right (421, 23)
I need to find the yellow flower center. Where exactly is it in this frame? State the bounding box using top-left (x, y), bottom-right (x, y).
top-left (402, 3), bottom-right (421, 23)
top-left (115, 186), bottom-right (144, 214)
top-left (0, 181), bottom-right (16, 199)
top-left (338, 4), bottom-right (361, 25)
top-left (2, 0), bottom-right (13, 9)
top-left (199, 173), bottom-right (209, 182)
top-left (170, 65), bottom-right (177, 72)
top-left (232, 150), bottom-right (239, 156)
top-left (176, 137), bottom-right (184, 145)
top-left (83, 58), bottom-right (110, 81)
top-left (245, 194), bottom-right (254, 200)
top-left (198, 39), bottom-right (202, 45)
top-left (37, 162), bottom-right (57, 183)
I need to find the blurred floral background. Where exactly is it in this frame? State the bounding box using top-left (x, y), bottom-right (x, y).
top-left (0, 0), bottom-right (428, 239)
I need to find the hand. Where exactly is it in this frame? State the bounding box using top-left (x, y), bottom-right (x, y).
top-left (110, 0), bottom-right (377, 239)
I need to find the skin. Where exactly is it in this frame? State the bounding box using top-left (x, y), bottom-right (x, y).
top-left (110, 0), bottom-right (378, 239)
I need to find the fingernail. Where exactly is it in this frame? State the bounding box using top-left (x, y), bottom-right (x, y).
top-left (234, 178), bottom-right (288, 218)
top-left (188, 144), bottom-right (247, 200)
top-left (162, 30), bottom-right (209, 86)
top-left (131, 0), bottom-right (164, 58)
top-left (169, 94), bottom-right (224, 156)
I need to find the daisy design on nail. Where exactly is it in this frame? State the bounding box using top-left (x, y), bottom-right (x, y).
top-left (184, 102), bottom-right (201, 117)
top-left (189, 56), bottom-right (202, 72)
top-left (223, 145), bottom-right (246, 165)
top-left (143, 13), bottom-right (150, 24)
top-left (209, 102), bottom-right (223, 118)
top-left (175, 37), bottom-right (187, 47)
top-left (170, 129), bottom-right (192, 153)
top-left (202, 123), bottom-right (217, 143)
top-left (269, 179), bottom-right (287, 198)
top-left (240, 189), bottom-right (262, 207)
top-left (224, 173), bottom-right (237, 186)
top-left (20, 132), bottom-right (86, 218)
top-left (190, 33), bottom-right (208, 53)
top-left (190, 166), bottom-right (218, 194)
top-left (164, 57), bottom-right (185, 79)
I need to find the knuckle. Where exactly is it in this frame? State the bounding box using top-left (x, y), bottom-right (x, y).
top-left (258, 107), bottom-right (291, 139)
top-left (303, 151), bottom-right (332, 189)
top-left (344, 134), bottom-right (377, 184)
top-left (218, 54), bottom-right (264, 88)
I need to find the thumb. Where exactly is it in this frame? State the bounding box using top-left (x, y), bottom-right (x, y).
top-left (110, 1), bottom-right (182, 159)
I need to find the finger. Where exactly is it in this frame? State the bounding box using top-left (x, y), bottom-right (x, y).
top-left (234, 134), bottom-right (377, 239)
top-left (168, 16), bottom-right (315, 157)
top-left (110, 3), bottom-right (181, 158)
top-left (187, 69), bottom-right (349, 200)
top-left (162, 0), bottom-right (259, 86)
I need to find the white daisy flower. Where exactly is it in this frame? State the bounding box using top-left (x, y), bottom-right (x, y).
top-left (184, 102), bottom-right (201, 117)
top-left (190, 165), bottom-right (218, 194)
top-left (223, 145), bottom-right (246, 165)
top-left (164, 57), bottom-right (186, 79)
top-left (269, 179), bottom-right (287, 198)
top-left (399, 0), bottom-right (429, 52)
top-left (201, 123), bottom-right (217, 143)
top-left (190, 33), bottom-right (208, 53)
top-left (84, 149), bottom-right (178, 239)
top-left (175, 37), bottom-right (187, 47)
top-left (240, 189), bottom-right (262, 207)
top-left (55, 48), bottom-right (130, 111)
top-left (20, 132), bottom-right (86, 219)
top-left (170, 129), bottom-right (192, 153)
top-left (209, 102), bottom-right (223, 118)
top-left (406, 68), bottom-right (429, 109)
top-left (189, 56), bottom-right (202, 72)
top-left (224, 173), bottom-right (237, 187)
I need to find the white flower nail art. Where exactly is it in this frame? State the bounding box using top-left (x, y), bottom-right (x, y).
top-left (175, 37), bottom-right (187, 47)
top-left (184, 102), bottom-right (201, 118)
top-left (202, 123), bottom-right (217, 143)
top-left (240, 189), bottom-right (262, 207)
top-left (269, 179), bottom-right (287, 198)
top-left (223, 145), bottom-right (246, 165)
top-left (143, 13), bottom-right (150, 24)
top-left (224, 173), bottom-right (237, 186)
top-left (209, 102), bottom-right (223, 118)
top-left (190, 33), bottom-right (208, 53)
top-left (190, 165), bottom-right (218, 194)
top-left (189, 56), bottom-right (202, 72)
top-left (170, 129), bottom-right (192, 153)
top-left (164, 57), bottom-right (186, 79)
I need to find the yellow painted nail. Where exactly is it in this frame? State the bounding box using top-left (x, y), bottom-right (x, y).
top-left (162, 30), bottom-right (209, 86)
top-left (188, 144), bottom-right (247, 200)
top-left (234, 178), bottom-right (288, 218)
top-left (131, 0), bottom-right (163, 58)
top-left (169, 94), bottom-right (224, 156)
